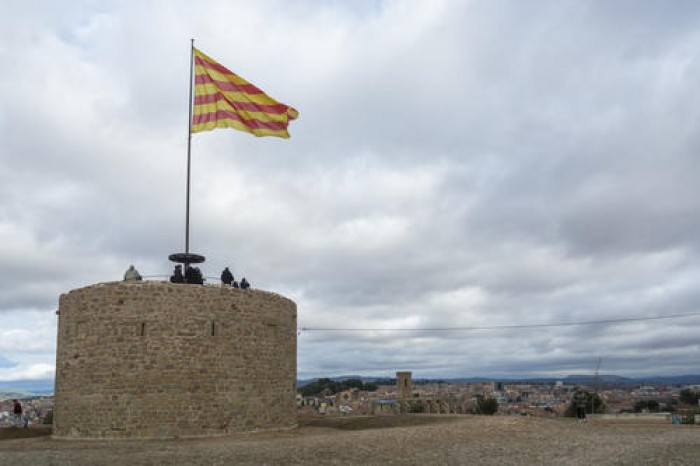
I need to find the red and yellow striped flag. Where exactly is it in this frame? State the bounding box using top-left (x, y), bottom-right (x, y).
top-left (192, 48), bottom-right (298, 138)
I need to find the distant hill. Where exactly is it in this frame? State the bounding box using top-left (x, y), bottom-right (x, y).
top-left (561, 374), bottom-right (633, 385)
top-left (0, 379), bottom-right (54, 398)
top-left (0, 391), bottom-right (30, 402)
top-left (633, 375), bottom-right (700, 385)
top-left (561, 374), bottom-right (700, 386)
top-left (297, 375), bottom-right (524, 387)
top-left (298, 374), bottom-right (700, 387)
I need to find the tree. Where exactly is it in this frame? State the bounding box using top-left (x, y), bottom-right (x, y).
top-left (342, 378), bottom-right (378, 392)
top-left (298, 378), bottom-right (378, 397)
top-left (473, 395), bottom-right (498, 415)
top-left (634, 400), bottom-right (660, 413)
top-left (406, 402), bottom-right (425, 413)
top-left (299, 378), bottom-right (338, 397)
top-left (679, 389), bottom-right (700, 406)
top-left (564, 391), bottom-right (605, 417)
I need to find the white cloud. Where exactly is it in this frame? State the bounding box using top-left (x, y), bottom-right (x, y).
top-left (0, 330), bottom-right (53, 353)
top-left (0, 364), bottom-right (55, 383)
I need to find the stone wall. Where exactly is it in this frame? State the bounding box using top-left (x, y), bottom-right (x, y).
top-left (372, 397), bottom-right (472, 415)
top-left (53, 281), bottom-right (297, 439)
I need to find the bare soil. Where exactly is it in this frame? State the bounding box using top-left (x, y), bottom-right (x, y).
top-left (1, 415), bottom-right (698, 465)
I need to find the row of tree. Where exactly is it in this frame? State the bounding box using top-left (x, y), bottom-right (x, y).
top-left (565, 389), bottom-right (700, 416)
top-left (298, 378), bottom-right (379, 397)
top-left (632, 389), bottom-right (700, 413)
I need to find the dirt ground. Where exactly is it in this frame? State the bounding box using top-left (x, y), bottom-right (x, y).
top-left (1, 415), bottom-right (699, 465)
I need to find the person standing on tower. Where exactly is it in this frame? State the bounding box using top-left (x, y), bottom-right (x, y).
top-left (124, 265), bottom-right (142, 281)
top-left (170, 265), bottom-right (184, 283)
top-left (221, 267), bottom-right (234, 286)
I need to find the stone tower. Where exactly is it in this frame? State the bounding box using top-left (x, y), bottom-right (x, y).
top-left (396, 371), bottom-right (412, 399)
top-left (53, 281), bottom-right (297, 439)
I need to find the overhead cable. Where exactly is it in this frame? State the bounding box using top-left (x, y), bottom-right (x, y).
top-left (299, 311), bottom-right (700, 332)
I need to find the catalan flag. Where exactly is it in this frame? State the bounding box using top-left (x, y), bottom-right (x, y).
top-left (192, 48), bottom-right (298, 138)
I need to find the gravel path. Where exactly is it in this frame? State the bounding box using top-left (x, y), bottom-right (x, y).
top-left (1, 415), bottom-right (698, 465)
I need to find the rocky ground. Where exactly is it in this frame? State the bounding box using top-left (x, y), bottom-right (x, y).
top-left (1, 415), bottom-right (698, 465)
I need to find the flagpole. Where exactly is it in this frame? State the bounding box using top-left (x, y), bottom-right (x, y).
top-left (169, 39), bottom-right (205, 273)
top-left (185, 38), bottom-right (194, 255)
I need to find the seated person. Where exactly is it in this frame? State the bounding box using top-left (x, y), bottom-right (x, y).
top-left (124, 265), bottom-right (142, 281)
top-left (170, 265), bottom-right (184, 283)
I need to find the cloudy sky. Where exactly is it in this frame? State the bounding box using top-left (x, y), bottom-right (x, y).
top-left (1, 0), bottom-right (700, 384)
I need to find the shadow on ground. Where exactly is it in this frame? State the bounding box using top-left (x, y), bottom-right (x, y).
top-left (298, 414), bottom-right (461, 430)
top-left (0, 426), bottom-right (52, 440)
top-left (0, 416), bottom-right (457, 440)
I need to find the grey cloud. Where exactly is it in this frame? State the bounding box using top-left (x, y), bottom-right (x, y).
top-left (2, 0), bottom-right (700, 382)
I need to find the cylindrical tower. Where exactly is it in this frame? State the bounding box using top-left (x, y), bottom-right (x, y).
top-left (53, 281), bottom-right (297, 439)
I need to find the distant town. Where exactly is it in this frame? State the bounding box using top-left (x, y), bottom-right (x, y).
top-left (296, 374), bottom-right (700, 421)
top-left (0, 396), bottom-right (53, 427)
top-left (3, 374), bottom-right (699, 428)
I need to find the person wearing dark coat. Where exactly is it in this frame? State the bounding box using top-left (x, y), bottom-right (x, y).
top-left (185, 266), bottom-right (203, 284)
top-left (221, 267), bottom-right (234, 285)
top-left (192, 267), bottom-right (204, 285)
top-left (12, 400), bottom-right (23, 427)
top-left (170, 265), bottom-right (184, 283)
top-left (240, 277), bottom-right (250, 290)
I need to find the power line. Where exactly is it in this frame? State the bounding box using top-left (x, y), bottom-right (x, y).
top-left (299, 311), bottom-right (700, 332)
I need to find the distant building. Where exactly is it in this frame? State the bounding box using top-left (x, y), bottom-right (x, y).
top-left (396, 372), bottom-right (413, 399)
